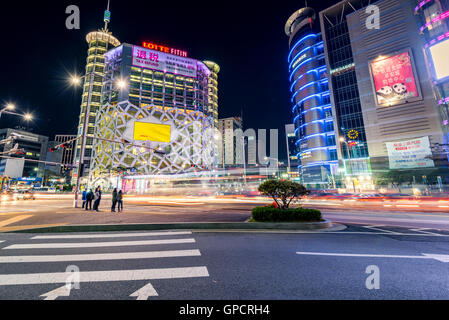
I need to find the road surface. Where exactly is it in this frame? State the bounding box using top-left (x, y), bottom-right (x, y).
top-left (1, 226), bottom-right (449, 299)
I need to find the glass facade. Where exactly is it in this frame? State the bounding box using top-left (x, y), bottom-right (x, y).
top-left (323, 14), bottom-right (371, 176)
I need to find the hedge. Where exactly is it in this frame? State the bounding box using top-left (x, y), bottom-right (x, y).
top-left (251, 206), bottom-right (322, 222)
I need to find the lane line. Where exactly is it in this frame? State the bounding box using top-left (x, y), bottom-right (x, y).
top-left (0, 215), bottom-right (33, 228)
top-left (32, 231), bottom-right (192, 240)
top-left (0, 266), bottom-right (209, 285)
top-left (409, 228), bottom-right (441, 236)
top-left (3, 238), bottom-right (196, 250)
top-left (362, 225), bottom-right (401, 234)
top-left (0, 241), bottom-right (4, 244)
top-left (296, 251), bottom-right (449, 262)
top-left (0, 249), bottom-right (201, 263)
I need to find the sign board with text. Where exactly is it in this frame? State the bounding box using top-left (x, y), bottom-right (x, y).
top-left (386, 136), bottom-right (434, 169)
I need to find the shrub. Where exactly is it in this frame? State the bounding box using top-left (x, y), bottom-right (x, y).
top-left (258, 180), bottom-right (310, 210)
top-left (251, 206), bottom-right (322, 222)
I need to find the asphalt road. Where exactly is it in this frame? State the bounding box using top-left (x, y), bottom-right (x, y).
top-left (2, 197), bottom-right (449, 231)
top-left (1, 225), bottom-right (449, 300)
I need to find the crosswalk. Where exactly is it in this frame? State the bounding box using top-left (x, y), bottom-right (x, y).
top-left (0, 231), bottom-right (209, 300)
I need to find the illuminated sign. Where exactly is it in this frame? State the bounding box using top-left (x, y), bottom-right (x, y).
top-left (369, 51), bottom-right (421, 107)
top-left (429, 39), bottom-right (449, 81)
top-left (142, 42), bottom-right (188, 57)
top-left (133, 122), bottom-right (172, 143)
top-left (291, 54), bottom-right (308, 70)
top-left (133, 46), bottom-right (197, 78)
top-left (347, 130), bottom-right (359, 140)
top-left (104, 10), bottom-right (111, 23)
top-left (386, 136), bottom-right (434, 169)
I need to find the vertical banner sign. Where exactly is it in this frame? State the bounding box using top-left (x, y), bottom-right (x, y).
top-left (386, 136), bottom-right (435, 169)
top-left (132, 46), bottom-right (197, 78)
top-left (370, 51), bottom-right (419, 106)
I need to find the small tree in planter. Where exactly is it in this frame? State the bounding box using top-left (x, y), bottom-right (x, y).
top-left (258, 180), bottom-right (310, 210)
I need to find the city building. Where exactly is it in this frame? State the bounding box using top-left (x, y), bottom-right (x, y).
top-left (321, 0), bottom-right (448, 191)
top-left (73, 4), bottom-right (120, 183)
top-left (203, 61), bottom-right (220, 128)
top-left (218, 117), bottom-right (243, 167)
top-left (45, 141), bottom-right (64, 182)
top-left (89, 42), bottom-right (216, 188)
top-left (0, 128), bottom-right (48, 179)
top-left (285, 7), bottom-right (338, 188)
top-left (285, 124), bottom-right (300, 177)
top-left (55, 135), bottom-right (76, 171)
top-left (416, 0), bottom-right (449, 164)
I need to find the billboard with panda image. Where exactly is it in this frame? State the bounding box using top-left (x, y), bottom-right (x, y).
top-left (369, 50), bottom-right (421, 107)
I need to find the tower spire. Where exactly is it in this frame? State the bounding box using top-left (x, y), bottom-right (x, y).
top-left (104, 0), bottom-right (111, 31)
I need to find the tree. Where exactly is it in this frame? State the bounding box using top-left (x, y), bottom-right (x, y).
top-left (258, 180), bottom-right (310, 210)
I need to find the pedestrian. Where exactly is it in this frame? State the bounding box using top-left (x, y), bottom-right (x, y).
top-left (85, 189), bottom-right (93, 211)
top-left (93, 186), bottom-right (102, 212)
top-left (111, 188), bottom-right (118, 212)
top-left (82, 189), bottom-right (87, 209)
top-left (117, 190), bottom-right (123, 213)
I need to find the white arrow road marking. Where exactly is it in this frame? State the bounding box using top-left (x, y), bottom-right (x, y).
top-left (40, 285), bottom-right (72, 300)
top-left (0, 215), bottom-right (33, 228)
top-left (296, 251), bottom-right (449, 263)
top-left (409, 228), bottom-right (441, 236)
top-left (0, 267), bottom-right (209, 286)
top-left (3, 238), bottom-right (195, 250)
top-left (130, 283), bottom-right (159, 300)
top-left (362, 225), bottom-right (401, 234)
top-left (0, 250), bottom-right (201, 263)
top-left (32, 231), bottom-right (192, 240)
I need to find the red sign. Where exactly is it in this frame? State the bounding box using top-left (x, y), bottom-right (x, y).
top-left (142, 42), bottom-right (188, 57)
top-left (370, 52), bottom-right (418, 106)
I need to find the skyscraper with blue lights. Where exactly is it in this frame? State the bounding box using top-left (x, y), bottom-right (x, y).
top-left (285, 7), bottom-right (338, 188)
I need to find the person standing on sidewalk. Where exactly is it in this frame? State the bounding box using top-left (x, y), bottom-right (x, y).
top-left (82, 189), bottom-right (87, 209)
top-left (117, 190), bottom-right (124, 213)
top-left (93, 186), bottom-right (102, 212)
top-left (85, 189), bottom-right (93, 211)
top-left (111, 188), bottom-right (118, 212)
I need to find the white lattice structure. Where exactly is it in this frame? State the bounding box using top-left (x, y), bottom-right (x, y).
top-left (89, 101), bottom-right (216, 187)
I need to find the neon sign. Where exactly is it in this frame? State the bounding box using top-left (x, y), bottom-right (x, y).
top-left (142, 42), bottom-right (188, 57)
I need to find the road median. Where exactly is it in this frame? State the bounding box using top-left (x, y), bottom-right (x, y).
top-left (9, 220), bottom-right (340, 234)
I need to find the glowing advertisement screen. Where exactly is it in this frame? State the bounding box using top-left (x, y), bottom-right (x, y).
top-left (370, 51), bottom-right (419, 106)
top-left (429, 39), bottom-right (449, 80)
top-left (386, 136), bottom-right (434, 170)
top-left (133, 122), bottom-right (172, 143)
top-left (132, 46), bottom-right (197, 78)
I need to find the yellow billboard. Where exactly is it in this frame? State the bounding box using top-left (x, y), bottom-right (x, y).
top-left (133, 122), bottom-right (171, 143)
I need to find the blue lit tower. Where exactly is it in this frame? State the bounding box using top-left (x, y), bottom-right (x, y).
top-left (285, 7), bottom-right (337, 188)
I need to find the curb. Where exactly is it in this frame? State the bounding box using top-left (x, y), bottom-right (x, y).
top-left (10, 220), bottom-right (336, 234)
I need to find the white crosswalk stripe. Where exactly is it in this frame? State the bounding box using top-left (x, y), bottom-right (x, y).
top-left (0, 231), bottom-right (209, 299)
top-left (31, 231), bottom-right (192, 240)
top-left (3, 238), bottom-right (196, 249)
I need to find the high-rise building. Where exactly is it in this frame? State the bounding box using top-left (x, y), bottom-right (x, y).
top-left (416, 0), bottom-right (449, 159)
top-left (218, 117), bottom-right (243, 167)
top-left (203, 61), bottom-right (220, 128)
top-left (285, 124), bottom-right (299, 175)
top-left (55, 135), bottom-right (76, 172)
top-left (285, 7), bottom-right (338, 188)
top-left (0, 128), bottom-right (48, 179)
top-left (89, 42), bottom-right (216, 186)
top-left (73, 3), bottom-right (120, 183)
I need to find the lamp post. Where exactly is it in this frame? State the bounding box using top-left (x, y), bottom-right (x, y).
top-left (339, 137), bottom-right (355, 192)
top-left (0, 104), bottom-right (33, 122)
top-left (70, 72), bottom-right (128, 208)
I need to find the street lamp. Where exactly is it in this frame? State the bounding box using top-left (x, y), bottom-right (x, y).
top-left (0, 103), bottom-right (33, 121)
top-left (69, 72), bottom-right (128, 208)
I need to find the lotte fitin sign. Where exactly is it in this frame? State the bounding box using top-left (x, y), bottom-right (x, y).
top-left (370, 52), bottom-right (419, 106)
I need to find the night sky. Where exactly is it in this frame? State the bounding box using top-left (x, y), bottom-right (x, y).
top-left (0, 0), bottom-right (335, 161)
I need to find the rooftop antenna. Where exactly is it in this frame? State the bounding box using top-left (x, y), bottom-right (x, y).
top-left (305, 0), bottom-right (308, 7)
top-left (104, 0), bottom-right (111, 31)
